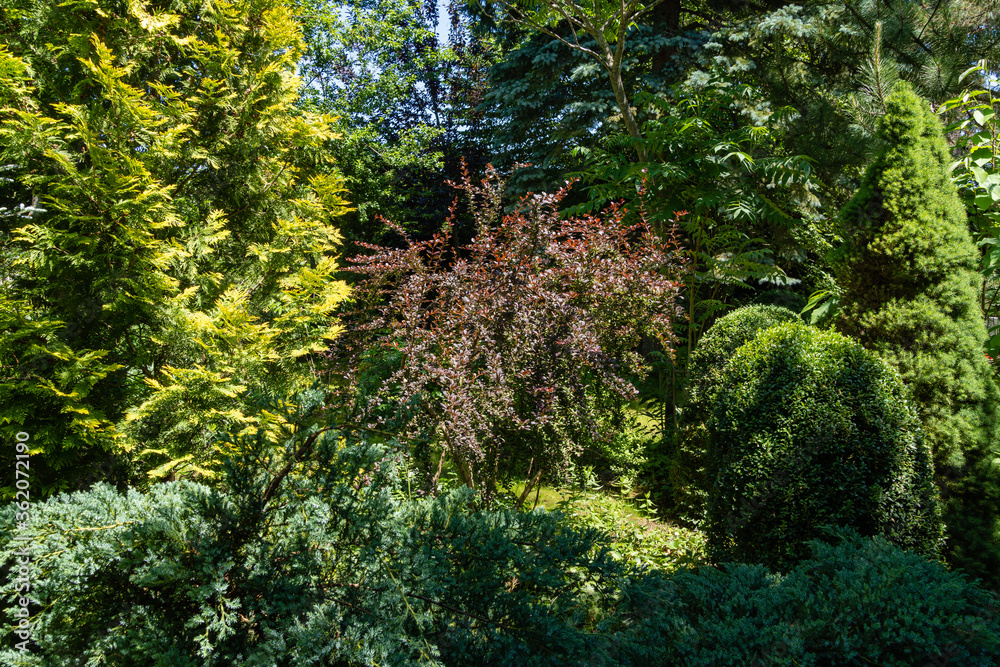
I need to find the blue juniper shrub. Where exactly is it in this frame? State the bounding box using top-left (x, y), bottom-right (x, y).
top-left (624, 528), bottom-right (1000, 667)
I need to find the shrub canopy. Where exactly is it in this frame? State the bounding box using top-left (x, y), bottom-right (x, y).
top-left (706, 321), bottom-right (942, 569)
top-left (668, 304), bottom-right (802, 522)
top-left (341, 170), bottom-right (685, 506)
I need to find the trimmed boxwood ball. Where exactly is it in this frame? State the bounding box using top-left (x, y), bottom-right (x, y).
top-left (706, 321), bottom-right (943, 570)
top-left (667, 305), bottom-right (801, 523)
top-left (688, 305), bottom-right (802, 392)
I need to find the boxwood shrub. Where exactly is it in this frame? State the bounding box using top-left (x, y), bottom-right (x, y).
top-left (667, 305), bottom-right (801, 523)
top-left (705, 321), bottom-right (942, 570)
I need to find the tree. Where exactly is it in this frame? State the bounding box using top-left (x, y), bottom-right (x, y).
top-left (480, 0), bottom-right (687, 193)
top-left (492, 0), bottom-right (668, 151)
top-left (339, 169), bottom-right (685, 506)
top-left (937, 60), bottom-right (1000, 367)
top-left (833, 81), bottom-right (1000, 588)
top-left (0, 0), bottom-right (351, 495)
top-left (296, 0), bottom-right (501, 246)
top-left (705, 1), bottom-right (1000, 192)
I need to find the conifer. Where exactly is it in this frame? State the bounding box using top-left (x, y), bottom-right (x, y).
top-left (0, 0), bottom-right (351, 494)
top-left (834, 81), bottom-right (1000, 587)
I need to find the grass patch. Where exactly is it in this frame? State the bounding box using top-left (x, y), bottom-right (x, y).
top-left (512, 480), bottom-right (708, 573)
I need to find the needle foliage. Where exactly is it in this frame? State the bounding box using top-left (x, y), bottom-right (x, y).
top-left (0, 0), bottom-right (352, 494)
top-left (833, 81), bottom-right (1000, 588)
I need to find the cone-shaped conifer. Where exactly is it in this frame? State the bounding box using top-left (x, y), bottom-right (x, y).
top-left (833, 81), bottom-right (1000, 588)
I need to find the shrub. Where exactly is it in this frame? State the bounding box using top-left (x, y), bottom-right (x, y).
top-left (705, 321), bottom-right (942, 570)
top-left (0, 394), bottom-right (641, 667)
top-left (626, 528), bottom-right (1000, 667)
top-left (666, 305), bottom-right (801, 523)
top-left (833, 81), bottom-right (1000, 588)
top-left (688, 305), bottom-right (802, 393)
top-left (341, 168), bottom-right (685, 507)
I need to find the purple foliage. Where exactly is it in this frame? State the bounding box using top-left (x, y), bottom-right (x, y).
top-left (341, 166), bottom-right (686, 505)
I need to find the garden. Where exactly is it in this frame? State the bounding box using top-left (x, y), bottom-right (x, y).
top-left (2, 0), bottom-right (1000, 664)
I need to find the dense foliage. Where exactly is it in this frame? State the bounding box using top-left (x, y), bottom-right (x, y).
top-left (666, 304), bottom-right (801, 523)
top-left (647, 528), bottom-right (1000, 666)
top-left (706, 321), bottom-right (942, 570)
top-left (0, 0), bottom-right (351, 494)
top-left (5, 0), bottom-right (1000, 661)
top-left (939, 61), bottom-right (1000, 365)
top-left (340, 169), bottom-right (684, 506)
top-left (296, 0), bottom-right (499, 243)
top-left (0, 394), bottom-right (654, 666)
top-left (833, 81), bottom-right (1000, 587)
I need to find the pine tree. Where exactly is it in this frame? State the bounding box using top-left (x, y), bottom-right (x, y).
top-left (833, 81), bottom-right (1000, 588)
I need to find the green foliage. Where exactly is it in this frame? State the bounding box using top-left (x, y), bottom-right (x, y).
top-left (494, 0), bottom-right (667, 152)
top-left (551, 473), bottom-right (709, 573)
top-left (571, 80), bottom-right (819, 304)
top-left (938, 60), bottom-right (1000, 367)
top-left (0, 0), bottom-right (351, 493)
top-left (641, 528), bottom-right (1000, 666)
top-left (575, 410), bottom-right (653, 490)
top-left (0, 397), bottom-right (986, 665)
top-left (688, 305), bottom-right (803, 389)
top-left (847, 20), bottom-right (901, 135)
top-left (569, 78), bottom-right (825, 485)
top-left (711, 0), bottom-right (1000, 192)
top-left (706, 321), bottom-right (942, 570)
top-left (749, 289), bottom-right (807, 314)
top-left (665, 305), bottom-right (801, 524)
top-left (296, 0), bottom-right (500, 244)
top-left (568, 74), bottom-right (826, 420)
top-left (0, 393), bottom-right (658, 666)
top-left (833, 81), bottom-right (1000, 588)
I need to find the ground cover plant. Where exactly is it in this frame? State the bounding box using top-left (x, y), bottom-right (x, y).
top-left (0, 402), bottom-right (649, 666)
top-left (644, 529), bottom-right (1000, 667)
top-left (3, 396), bottom-right (997, 666)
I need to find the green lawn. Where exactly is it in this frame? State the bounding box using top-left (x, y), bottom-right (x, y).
top-left (511, 480), bottom-right (708, 572)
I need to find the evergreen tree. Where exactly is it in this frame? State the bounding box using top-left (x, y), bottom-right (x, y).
top-left (833, 81), bottom-right (1000, 588)
top-left (0, 0), bottom-right (351, 495)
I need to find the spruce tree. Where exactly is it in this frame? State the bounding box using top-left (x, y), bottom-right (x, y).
top-left (833, 81), bottom-right (1000, 588)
